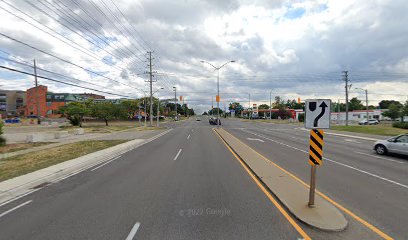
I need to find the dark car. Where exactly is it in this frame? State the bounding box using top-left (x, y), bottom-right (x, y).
top-left (209, 117), bottom-right (221, 125)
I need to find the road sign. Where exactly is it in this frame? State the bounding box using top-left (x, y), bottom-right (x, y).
top-left (308, 129), bottom-right (324, 166)
top-left (305, 99), bottom-right (331, 129)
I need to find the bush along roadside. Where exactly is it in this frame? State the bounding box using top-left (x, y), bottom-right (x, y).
top-left (0, 120), bottom-right (6, 146)
top-left (392, 122), bottom-right (408, 129)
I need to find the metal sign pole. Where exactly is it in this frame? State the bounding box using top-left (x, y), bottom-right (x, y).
top-left (308, 165), bottom-right (317, 207)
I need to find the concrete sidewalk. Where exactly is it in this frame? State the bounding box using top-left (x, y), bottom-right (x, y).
top-left (215, 128), bottom-right (348, 231)
top-left (0, 127), bottom-right (166, 160)
top-left (0, 129), bottom-right (172, 205)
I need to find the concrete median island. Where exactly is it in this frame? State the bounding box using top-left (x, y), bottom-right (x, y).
top-left (215, 128), bottom-right (348, 231)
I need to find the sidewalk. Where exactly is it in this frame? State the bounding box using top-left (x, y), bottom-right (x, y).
top-left (0, 127), bottom-right (166, 160)
top-left (215, 128), bottom-right (347, 231)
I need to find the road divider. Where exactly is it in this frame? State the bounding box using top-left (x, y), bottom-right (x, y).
top-left (224, 128), bottom-right (394, 239)
top-left (214, 128), bottom-right (347, 231)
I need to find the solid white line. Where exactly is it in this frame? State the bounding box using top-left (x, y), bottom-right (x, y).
top-left (125, 222), bottom-right (141, 240)
top-left (241, 129), bottom-right (408, 190)
top-left (187, 134), bottom-right (191, 140)
top-left (0, 189), bottom-right (39, 208)
top-left (344, 138), bottom-right (361, 143)
top-left (354, 151), bottom-right (405, 164)
top-left (91, 156), bottom-right (120, 171)
top-left (0, 200), bottom-right (32, 219)
top-left (173, 149), bottom-right (182, 161)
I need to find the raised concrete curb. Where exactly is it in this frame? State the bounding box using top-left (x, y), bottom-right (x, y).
top-left (215, 128), bottom-right (348, 231)
top-left (298, 127), bottom-right (383, 141)
top-left (0, 129), bottom-right (172, 205)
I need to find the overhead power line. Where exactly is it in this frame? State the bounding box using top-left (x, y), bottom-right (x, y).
top-left (0, 65), bottom-right (133, 98)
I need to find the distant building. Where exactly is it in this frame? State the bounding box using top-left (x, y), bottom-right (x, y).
top-left (77, 93), bottom-right (105, 100)
top-left (0, 89), bottom-right (26, 118)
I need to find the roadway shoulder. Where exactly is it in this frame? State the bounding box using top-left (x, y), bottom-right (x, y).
top-left (215, 128), bottom-right (348, 231)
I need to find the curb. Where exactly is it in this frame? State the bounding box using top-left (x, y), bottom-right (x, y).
top-left (0, 129), bottom-right (172, 205)
top-left (215, 128), bottom-right (348, 231)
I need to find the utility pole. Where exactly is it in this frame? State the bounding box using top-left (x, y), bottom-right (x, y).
top-left (248, 93), bottom-right (251, 120)
top-left (212, 96), bottom-right (214, 116)
top-left (157, 98), bottom-right (160, 127)
top-left (146, 51), bottom-right (155, 127)
top-left (173, 87), bottom-right (177, 120)
top-left (34, 59), bottom-right (41, 124)
top-left (343, 71), bottom-right (350, 126)
top-left (365, 89), bottom-right (369, 121)
top-left (144, 97), bottom-right (147, 127)
top-left (269, 90), bottom-right (272, 120)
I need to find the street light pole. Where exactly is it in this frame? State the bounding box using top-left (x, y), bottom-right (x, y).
top-left (269, 90), bottom-right (272, 120)
top-left (200, 60), bottom-right (235, 128)
top-left (356, 88), bottom-right (369, 122)
top-left (173, 87), bottom-right (177, 121)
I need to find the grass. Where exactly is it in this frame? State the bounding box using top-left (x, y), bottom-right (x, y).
top-left (331, 125), bottom-right (408, 136)
top-left (0, 140), bottom-right (126, 182)
top-left (0, 142), bottom-right (51, 154)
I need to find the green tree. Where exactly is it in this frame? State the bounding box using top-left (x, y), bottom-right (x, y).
top-left (382, 103), bottom-right (401, 121)
top-left (285, 99), bottom-right (304, 109)
top-left (379, 100), bottom-right (402, 109)
top-left (401, 101), bottom-right (408, 121)
top-left (90, 102), bottom-right (117, 126)
top-left (120, 100), bottom-right (140, 118)
top-left (208, 108), bottom-right (224, 115)
top-left (273, 96), bottom-right (285, 109)
top-left (59, 102), bottom-right (89, 127)
top-left (229, 102), bottom-right (244, 115)
top-left (0, 120), bottom-right (5, 146)
top-left (349, 97), bottom-right (364, 111)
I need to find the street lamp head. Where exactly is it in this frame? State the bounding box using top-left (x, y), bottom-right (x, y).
top-left (230, 60), bottom-right (236, 63)
top-left (160, 87), bottom-right (164, 89)
top-left (200, 60), bottom-right (205, 63)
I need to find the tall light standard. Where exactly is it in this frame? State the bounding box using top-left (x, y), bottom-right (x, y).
top-left (201, 60), bottom-right (235, 127)
top-left (153, 87), bottom-right (164, 127)
top-left (173, 87), bottom-right (177, 121)
top-left (269, 90), bottom-right (273, 120)
top-left (355, 88), bottom-right (369, 122)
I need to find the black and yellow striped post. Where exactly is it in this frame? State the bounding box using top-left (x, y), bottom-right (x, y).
top-left (308, 129), bottom-right (324, 207)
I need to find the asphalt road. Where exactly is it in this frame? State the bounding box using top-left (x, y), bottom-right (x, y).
top-left (0, 118), bottom-right (301, 240)
top-left (0, 117), bottom-right (406, 239)
top-left (223, 118), bottom-right (408, 240)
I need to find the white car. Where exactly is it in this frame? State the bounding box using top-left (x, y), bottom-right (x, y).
top-left (373, 134), bottom-right (408, 155)
top-left (359, 119), bottom-right (379, 125)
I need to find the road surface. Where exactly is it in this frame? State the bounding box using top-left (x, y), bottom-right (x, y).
top-left (0, 118), bottom-right (406, 239)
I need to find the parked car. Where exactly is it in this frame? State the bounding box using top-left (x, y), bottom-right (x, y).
top-left (373, 134), bottom-right (408, 155)
top-left (196, 117), bottom-right (201, 121)
top-left (359, 119), bottom-right (379, 125)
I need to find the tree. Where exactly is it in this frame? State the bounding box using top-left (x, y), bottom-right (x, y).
top-left (0, 120), bottom-right (5, 146)
top-left (208, 108), bottom-right (224, 115)
top-left (59, 102), bottom-right (89, 127)
top-left (229, 102), bottom-right (244, 115)
top-left (120, 99), bottom-right (140, 119)
top-left (285, 99), bottom-right (304, 109)
top-left (349, 97), bottom-right (364, 111)
top-left (382, 103), bottom-right (401, 121)
top-left (258, 104), bottom-right (269, 109)
top-left (203, 112), bottom-right (208, 115)
top-left (379, 100), bottom-right (402, 109)
top-left (90, 102), bottom-right (117, 126)
top-left (401, 101), bottom-right (408, 121)
top-left (273, 96), bottom-right (285, 109)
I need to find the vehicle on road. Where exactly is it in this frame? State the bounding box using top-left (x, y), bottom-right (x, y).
top-left (359, 119), bottom-right (379, 125)
top-left (196, 117), bottom-right (201, 121)
top-left (209, 117), bottom-right (221, 125)
top-left (373, 134), bottom-right (408, 155)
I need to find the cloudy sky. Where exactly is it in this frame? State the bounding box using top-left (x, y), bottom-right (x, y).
top-left (0, 0), bottom-right (407, 113)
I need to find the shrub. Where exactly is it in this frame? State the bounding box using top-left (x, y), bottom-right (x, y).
top-left (0, 120), bottom-right (5, 146)
top-left (298, 113), bottom-right (305, 122)
top-left (392, 122), bottom-right (408, 129)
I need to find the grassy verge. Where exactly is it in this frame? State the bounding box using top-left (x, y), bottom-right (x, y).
top-left (0, 142), bottom-right (51, 154)
top-left (331, 125), bottom-right (408, 136)
top-left (0, 140), bottom-right (126, 182)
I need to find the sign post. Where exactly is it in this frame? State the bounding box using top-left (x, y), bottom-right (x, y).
top-left (305, 99), bottom-right (331, 207)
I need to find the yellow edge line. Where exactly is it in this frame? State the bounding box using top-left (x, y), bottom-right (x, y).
top-left (212, 129), bottom-right (312, 240)
top-left (221, 128), bottom-right (393, 240)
